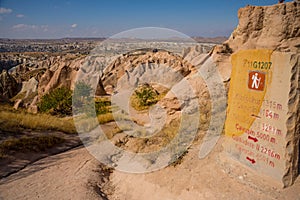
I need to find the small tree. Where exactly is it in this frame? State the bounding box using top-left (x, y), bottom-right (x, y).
top-left (73, 81), bottom-right (93, 109)
top-left (38, 87), bottom-right (72, 116)
top-left (72, 81), bottom-right (95, 116)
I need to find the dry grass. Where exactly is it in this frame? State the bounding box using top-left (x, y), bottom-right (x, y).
top-left (97, 113), bottom-right (115, 124)
top-left (0, 97), bottom-right (116, 134)
top-left (0, 135), bottom-right (65, 157)
top-left (0, 106), bottom-right (76, 134)
top-left (72, 112), bottom-right (119, 133)
top-left (73, 97), bottom-right (115, 132)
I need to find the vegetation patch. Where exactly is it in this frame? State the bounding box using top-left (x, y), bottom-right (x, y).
top-left (38, 87), bottom-right (72, 116)
top-left (0, 135), bottom-right (64, 156)
top-left (95, 97), bottom-right (111, 115)
top-left (169, 149), bottom-right (188, 167)
top-left (0, 105), bottom-right (76, 134)
top-left (130, 84), bottom-right (166, 111)
top-left (97, 113), bottom-right (114, 124)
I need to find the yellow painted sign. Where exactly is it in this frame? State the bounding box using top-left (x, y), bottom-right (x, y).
top-left (224, 49), bottom-right (298, 187)
top-left (225, 49), bottom-right (273, 137)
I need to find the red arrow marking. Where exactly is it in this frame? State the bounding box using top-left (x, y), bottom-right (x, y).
top-left (248, 136), bottom-right (258, 143)
top-left (246, 157), bottom-right (256, 164)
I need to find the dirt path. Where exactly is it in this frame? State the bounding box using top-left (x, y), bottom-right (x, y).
top-left (1, 136), bottom-right (300, 200)
top-left (0, 130), bottom-right (82, 178)
top-left (0, 147), bottom-right (109, 200)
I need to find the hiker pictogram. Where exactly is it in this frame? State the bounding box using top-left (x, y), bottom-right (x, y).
top-left (248, 71), bottom-right (265, 91)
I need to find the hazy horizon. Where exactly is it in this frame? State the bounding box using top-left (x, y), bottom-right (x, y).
top-left (0, 35), bottom-right (227, 40)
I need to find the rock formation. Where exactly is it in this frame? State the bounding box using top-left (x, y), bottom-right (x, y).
top-left (38, 54), bottom-right (107, 97)
top-left (0, 2), bottom-right (298, 118)
top-left (0, 70), bottom-right (20, 99)
top-left (38, 55), bottom-right (83, 96)
top-left (226, 2), bottom-right (300, 53)
top-left (101, 50), bottom-right (195, 90)
top-left (212, 1), bottom-right (300, 83)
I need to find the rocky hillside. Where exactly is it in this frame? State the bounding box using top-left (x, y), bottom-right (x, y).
top-left (0, 2), bottom-right (299, 114)
top-left (101, 50), bottom-right (195, 91)
top-left (0, 2), bottom-right (299, 199)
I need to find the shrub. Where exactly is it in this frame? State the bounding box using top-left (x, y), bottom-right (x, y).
top-left (72, 81), bottom-right (94, 116)
top-left (135, 87), bottom-right (158, 106)
top-left (39, 82), bottom-right (112, 118)
top-left (38, 87), bottom-right (72, 116)
top-left (73, 82), bottom-right (112, 117)
top-left (131, 84), bottom-right (159, 110)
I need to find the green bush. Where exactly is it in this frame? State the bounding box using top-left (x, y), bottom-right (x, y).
top-left (39, 82), bottom-right (112, 117)
top-left (131, 84), bottom-right (159, 110)
top-left (38, 87), bottom-right (72, 116)
top-left (135, 87), bottom-right (158, 106)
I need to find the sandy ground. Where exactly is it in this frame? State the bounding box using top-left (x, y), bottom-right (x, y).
top-left (0, 147), bottom-right (107, 200)
top-left (108, 138), bottom-right (300, 200)
top-left (1, 137), bottom-right (300, 200)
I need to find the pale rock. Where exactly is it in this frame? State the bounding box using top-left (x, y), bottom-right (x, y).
top-left (13, 99), bottom-right (23, 110)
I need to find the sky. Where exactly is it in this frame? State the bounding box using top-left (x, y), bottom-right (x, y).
top-left (0, 0), bottom-right (294, 39)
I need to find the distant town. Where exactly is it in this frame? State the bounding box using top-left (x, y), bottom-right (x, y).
top-left (0, 37), bottom-right (226, 53)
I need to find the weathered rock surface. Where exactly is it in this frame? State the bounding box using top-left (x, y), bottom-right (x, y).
top-left (38, 54), bottom-right (107, 97)
top-left (20, 77), bottom-right (38, 95)
top-left (101, 50), bottom-right (195, 90)
top-left (226, 2), bottom-right (300, 53)
top-left (0, 1), bottom-right (299, 199)
top-left (38, 55), bottom-right (83, 96)
top-left (212, 2), bottom-right (300, 83)
top-left (0, 70), bottom-right (20, 99)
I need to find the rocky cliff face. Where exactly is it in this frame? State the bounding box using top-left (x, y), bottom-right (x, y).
top-left (226, 1), bottom-right (299, 52)
top-left (212, 1), bottom-right (300, 82)
top-left (216, 1), bottom-right (300, 188)
top-left (38, 54), bottom-right (107, 97)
